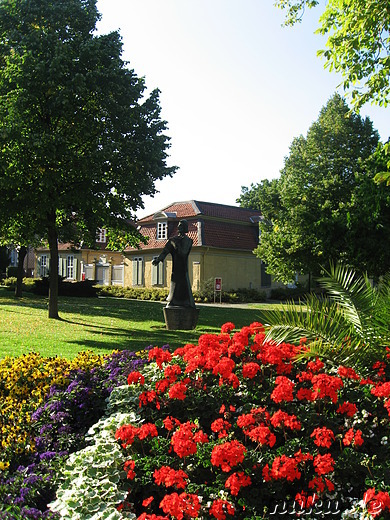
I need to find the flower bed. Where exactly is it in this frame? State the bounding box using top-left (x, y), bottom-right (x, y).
top-left (0, 348), bottom-right (155, 519)
top-left (49, 323), bottom-right (390, 520)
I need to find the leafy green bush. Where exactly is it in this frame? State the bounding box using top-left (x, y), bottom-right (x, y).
top-left (98, 286), bottom-right (169, 302)
top-left (193, 278), bottom-right (267, 303)
top-left (3, 276), bottom-right (36, 292)
top-left (269, 286), bottom-right (309, 301)
top-left (5, 266), bottom-right (18, 278)
top-left (32, 277), bottom-right (99, 297)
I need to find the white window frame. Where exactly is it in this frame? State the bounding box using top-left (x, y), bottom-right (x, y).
top-left (66, 255), bottom-right (74, 279)
top-left (157, 222), bottom-right (168, 240)
top-left (40, 255), bottom-right (48, 277)
top-left (96, 228), bottom-right (107, 243)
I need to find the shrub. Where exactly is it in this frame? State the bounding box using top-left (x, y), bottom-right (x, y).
top-left (5, 266), bottom-right (18, 278)
top-left (32, 277), bottom-right (99, 297)
top-left (50, 323), bottom-right (390, 519)
top-left (98, 286), bottom-right (169, 302)
top-left (2, 276), bottom-right (36, 292)
top-left (193, 278), bottom-right (267, 304)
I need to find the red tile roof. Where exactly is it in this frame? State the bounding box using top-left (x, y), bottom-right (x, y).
top-left (128, 200), bottom-right (261, 252)
top-left (138, 200), bottom-right (262, 224)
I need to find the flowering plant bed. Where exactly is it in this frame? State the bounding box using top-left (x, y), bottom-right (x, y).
top-left (51, 323), bottom-right (390, 520)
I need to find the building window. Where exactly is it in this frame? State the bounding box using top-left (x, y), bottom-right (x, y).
top-left (157, 222), bottom-right (167, 240)
top-left (39, 255), bottom-right (48, 277)
top-left (152, 257), bottom-right (164, 286)
top-left (96, 229), bottom-right (107, 243)
top-left (132, 257), bottom-right (144, 286)
top-left (66, 255), bottom-right (74, 279)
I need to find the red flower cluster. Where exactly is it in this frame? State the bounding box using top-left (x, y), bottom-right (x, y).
top-left (363, 488), bottom-right (390, 518)
top-left (159, 492), bottom-right (201, 520)
top-left (271, 376), bottom-right (295, 403)
top-left (310, 427), bottom-right (335, 448)
top-left (225, 471), bottom-right (252, 496)
top-left (343, 428), bottom-right (364, 447)
top-left (263, 451), bottom-right (312, 482)
top-left (311, 373), bottom-right (343, 403)
top-left (114, 322), bottom-right (390, 519)
top-left (171, 421), bottom-right (208, 458)
top-left (115, 422), bottom-right (158, 448)
top-left (211, 440), bottom-right (246, 472)
top-left (209, 498), bottom-right (235, 519)
top-left (153, 466), bottom-right (188, 489)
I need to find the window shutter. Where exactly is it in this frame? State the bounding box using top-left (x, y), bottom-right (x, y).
top-left (152, 258), bottom-right (157, 285)
top-left (158, 260), bottom-right (164, 285)
top-left (132, 258), bottom-right (138, 285)
top-left (73, 258), bottom-right (78, 280)
top-left (59, 257), bottom-right (64, 277)
top-left (139, 258), bottom-right (144, 285)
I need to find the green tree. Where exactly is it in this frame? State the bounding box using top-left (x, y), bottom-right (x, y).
top-left (275, 0), bottom-right (390, 110)
top-left (242, 94), bottom-right (388, 283)
top-left (0, 0), bottom-right (176, 318)
top-left (0, 212), bottom-right (43, 297)
top-left (0, 246), bottom-right (10, 275)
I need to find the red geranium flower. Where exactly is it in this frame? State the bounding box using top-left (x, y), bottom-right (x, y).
top-left (225, 471), bottom-right (252, 496)
top-left (209, 498), bottom-right (235, 519)
top-left (211, 440), bottom-right (247, 472)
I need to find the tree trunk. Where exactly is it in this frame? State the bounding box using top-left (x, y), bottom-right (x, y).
top-left (47, 217), bottom-right (59, 319)
top-left (15, 246), bottom-right (27, 298)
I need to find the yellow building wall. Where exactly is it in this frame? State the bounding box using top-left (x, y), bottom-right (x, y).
top-left (124, 249), bottom-right (263, 292)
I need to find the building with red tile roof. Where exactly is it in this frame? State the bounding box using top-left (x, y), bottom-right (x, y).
top-left (124, 200), bottom-right (272, 293)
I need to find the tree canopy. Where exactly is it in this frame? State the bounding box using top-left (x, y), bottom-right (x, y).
top-left (238, 93), bottom-right (390, 283)
top-left (0, 0), bottom-right (176, 317)
top-left (275, 0), bottom-right (390, 110)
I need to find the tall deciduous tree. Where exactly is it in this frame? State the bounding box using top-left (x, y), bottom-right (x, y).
top-left (239, 94), bottom-right (390, 283)
top-left (0, 0), bottom-right (176, 318)
top-left (275, 0), bottom-right (390, 110)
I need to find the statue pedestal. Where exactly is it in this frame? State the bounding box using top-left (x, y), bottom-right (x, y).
top-left (163, 306), bottom-right (200, 330)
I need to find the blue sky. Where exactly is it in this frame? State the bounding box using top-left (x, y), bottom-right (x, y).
top-left (96, 0), bottom-right (389, 218)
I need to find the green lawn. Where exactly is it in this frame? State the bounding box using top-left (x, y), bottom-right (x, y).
top-left (0, 287), bottom-right (275, 359)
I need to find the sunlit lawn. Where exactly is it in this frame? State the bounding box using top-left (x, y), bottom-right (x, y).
top-left (0, 287), bottom-right (280, 359)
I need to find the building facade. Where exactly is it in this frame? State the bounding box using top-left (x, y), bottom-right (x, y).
top-left (124, 200), bottom-right (273, 293)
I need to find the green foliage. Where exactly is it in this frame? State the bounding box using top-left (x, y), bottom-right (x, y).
top-left (0, 0), bottom-right (176, 318)
top-left (0, 246), bottom-right (10, 274)
top-left (261, 262), bottom-right (390, 370)
top-left (98, 285), bottom-right (170, 302)
top-left (49, 411), bottom-right (139, 519)
top-left (193, 277), bottom-right (267, 303)
top-left (269, 285), bottom-right (312, 301)
top-left (247, 94), bottom-right (389, 282)
top-left (275, 0), bottom-right (390, 110)
top-left (33, 278), bottom-right (99, 298)
top-left (5, 266), bottom-right (17, 278)
top-left (3, 276), bottom-right (36, 291)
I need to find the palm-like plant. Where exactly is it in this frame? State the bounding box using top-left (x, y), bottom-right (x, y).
top-left (260, 263), bottom-right (390, 370)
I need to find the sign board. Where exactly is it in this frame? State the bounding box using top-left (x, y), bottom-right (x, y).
top-left (214, 277), bottom-right (222, 303)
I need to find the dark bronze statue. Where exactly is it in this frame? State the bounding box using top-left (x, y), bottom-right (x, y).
top-left (152, 219), bottom-right (195, 308)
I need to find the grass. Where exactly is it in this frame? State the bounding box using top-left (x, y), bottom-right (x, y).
top-left (0, 287), bottom-right (279, 359)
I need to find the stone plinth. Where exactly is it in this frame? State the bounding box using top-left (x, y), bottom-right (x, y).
top-left (163, 306), bottom-right (200, 330)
